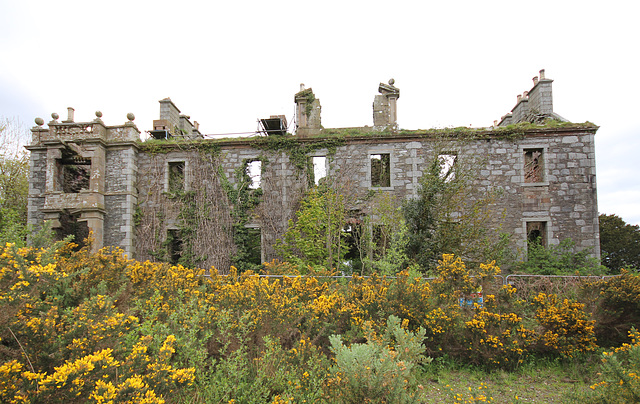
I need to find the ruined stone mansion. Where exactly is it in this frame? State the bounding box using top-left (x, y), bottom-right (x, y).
top-left (26, 70), bottom-right (600, 270)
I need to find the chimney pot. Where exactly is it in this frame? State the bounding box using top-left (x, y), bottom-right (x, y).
top-left (523, 91), bottom-right (529, 98)
top-left (517, 94), bottom-right (522, 103)
top-left (539, 69), bottom-right (546, 80)
top-left (533, 76), bottom-right (539, 85)
top-left (66, 107), bottom-right (75, 122)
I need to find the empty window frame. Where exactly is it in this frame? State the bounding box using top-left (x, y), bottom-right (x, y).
top-left (370, 153), bottom-right (391, 187)
top-left (167, 229), bottom-right (183, 265)
top-left (168, 161), bottom-right (185, 192)
top-left (526, 221), bottom-right (547, 247)
top-left (372, 223), bottom-right (390, 260)
top-left (244, 227), bottom-right (263, 266)
top-left (57, 149), bottom-right (91, 193)
top-left (438, 153), bottom-right (457, 182)
top-left (523, 148), bottom-right (544, 183)
top-left (342, 219), bottom-right (363, 271)
top-left (311, 156), bottom-right (327, 185)
top-left (55, 211), bottom-right (90, 249)
top-left (246, 160), bottom-right (262, 189)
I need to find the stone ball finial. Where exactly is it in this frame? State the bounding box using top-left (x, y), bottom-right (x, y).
top-left (127, 113), bottom-right (135, 121)
top-left (388, 78), bottom-right (395, 85)
top-left (35, 117), bottom-right (44, 126)
top-left (52, 112), bottom-right (59, 120)
top-left (95, 111), bottom-right (103, 118)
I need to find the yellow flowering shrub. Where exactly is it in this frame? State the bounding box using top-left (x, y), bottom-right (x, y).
top-left (588, 328), bottom-right (640, 403)
top-left (582, 270), bottom-right (640, 347)
top-left (532, 292), bottom-right (597, 357)
top-left (464, 308), bottom-right (535, 368)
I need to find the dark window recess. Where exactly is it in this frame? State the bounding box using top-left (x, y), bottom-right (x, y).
top-left (58, 152), bottom-right (91, 193)
top-left (372, 224), bottom-right (390, 260)
top-left (55, 211), bottom-right (89, 250)
top-left (343, 219), bottom-right (363, 272)
top-left (167, 229), bottom-right (183, 265)
top-left (527, 221), bottom-right (547, 247)
top-left (371, 154), bottom-right (391, 187)
top-left (524, 149), bottom-right (544, 183)
top-left (168, 162), bottom-right (185, 192)
top-left (245, 227), bottom-right (262, 266)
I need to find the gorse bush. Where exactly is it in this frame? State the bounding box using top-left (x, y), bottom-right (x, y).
top-left (587, 328), bottom-right (640, 403)
top-left (582, 270), bottom-right (640, 347)
top-left (0, 240), bottom-right (636, 402)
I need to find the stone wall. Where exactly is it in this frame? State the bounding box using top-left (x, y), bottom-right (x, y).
top-left (127, 125), bottom-right (599, 269)
top-left (26, 73), bottom-right (600, 269)
top-left (26, 148), bottom-right (47, 229)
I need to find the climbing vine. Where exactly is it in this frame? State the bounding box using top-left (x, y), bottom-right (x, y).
top-left (219, 157), bottom-right (266, 271)
top-left (134, 148), bottom-right (236, 272)
top-left (296, 88), bottom-right (316, 117)
top-left (252, 135), bottom-right (345, 172)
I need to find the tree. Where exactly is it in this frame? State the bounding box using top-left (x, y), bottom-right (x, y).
top-left (275, 186), bottom-right (348, 271)
top-left (0, 117), bottom-right (30, 245)
top-left (599, 213), bottom-right (640, 273)
top-left (402, 147), bottom-right (507, 272)
top-left (359, 191), bottom-right (412, 276)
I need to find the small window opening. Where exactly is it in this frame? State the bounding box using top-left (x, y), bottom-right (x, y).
top-left (372, 223), bottom-right (390, 260)
top-left (439, 154), bottom-right (456, 182)
top-left (526, 221), bottom-right (547, 248)
top-left (312, 156), bottom-right (327, 185)
top-left (371, 153), bottom-right (391, 187)
top-left (168, 162), bottom-right (185, 192)
top-left (524, 149), bottom-right (544, 183)
top-left (245, 227), bottom-right (262, 266)
top-left (246, 160), bottom-right (262, 189)
top-left (55, 211), bottom-right (90, 250)
top-left (167, 229), bottom-right (183, 265)
top-left (342, 219), bottom-right (362, 272)
top-left (57, 149), bottom-right (90, 193)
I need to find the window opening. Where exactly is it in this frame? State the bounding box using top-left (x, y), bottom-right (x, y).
top-left (342, 219), bottom-right (362, 272)
top-left (55, 211), bottom-right (89, 250)
top-left (372, 223), bottom-right (390, 260)
top-left (57, 149), bottom-right (90, 193)
top-left (371, 153), bottom-right (391, 187)
top-left (167, 229), bottom-right (183, 265)
top-left (524, 149), bottom-right (544, 183)
top-left (246, 160), bottom-right (262, 189)
top-left (168, 162), bottom-right (185, 192)
top-left (312, 156), bottom-right (327, 185)
top-left (526, 221), bottom-right (547, 248)
top-left (438, 154), bottom-right (456, 182)
top-left (245, 227), bottom-right (262, 266)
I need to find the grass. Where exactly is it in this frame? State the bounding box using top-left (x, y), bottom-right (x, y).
top-left (416, 355), bottom-right (600, 403)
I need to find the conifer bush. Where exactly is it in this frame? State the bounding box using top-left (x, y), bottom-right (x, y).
top-left (327, 315), bottom-right (431, 404)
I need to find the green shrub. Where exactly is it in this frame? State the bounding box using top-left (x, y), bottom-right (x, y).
top-left (516, 239), bottom-right (606, 275)
top-left (327, 315), bottom-right (431, 403)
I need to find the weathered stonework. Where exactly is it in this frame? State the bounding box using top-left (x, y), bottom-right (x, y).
top-left (26, 72), bottom-right (600, 269)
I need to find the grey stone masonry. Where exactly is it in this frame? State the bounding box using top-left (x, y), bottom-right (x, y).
top-left (26, 71), bottom-right (600, 269)
top-left (27, 111), bottom-right (139, 256)
top-left (499, 70), bottom-right (567, 126)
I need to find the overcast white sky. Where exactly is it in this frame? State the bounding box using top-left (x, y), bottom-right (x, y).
top-left (1, 0), bottom-right (639, 225)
